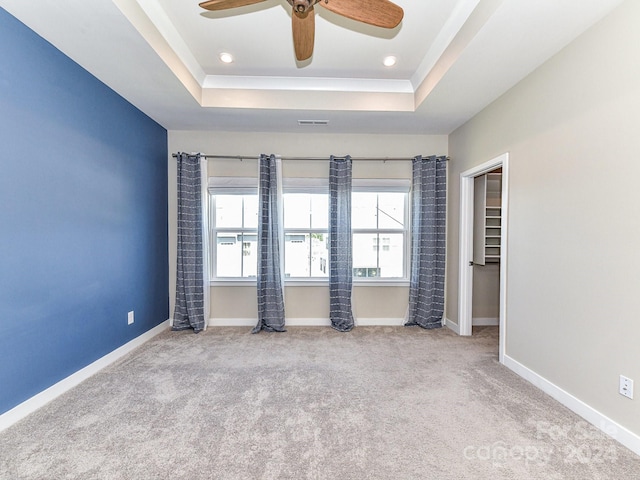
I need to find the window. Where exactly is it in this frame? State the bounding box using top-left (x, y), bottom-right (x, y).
top-left (352, 192), bottom-right (407, 279)
top-left (212, 194), bottom-right (258, 278)
top-left (209, 176), bottom-right (408, 282)
top-left (283, 193), bottom-right (328, 278)
top-left (282, 188), bottom-right (407, 280)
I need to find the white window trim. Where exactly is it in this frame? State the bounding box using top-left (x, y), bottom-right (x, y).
top-left (351, 185), bottom-right (410, 281)
top-left (208, 176), bottom-right (411, 285)
top-left (209, 189), bottom-right (259, 281)
top-left (209, 279), bottom-right (411, 287)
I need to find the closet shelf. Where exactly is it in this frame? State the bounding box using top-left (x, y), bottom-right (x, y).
top-left (473, 171), bottom-right (502, 265)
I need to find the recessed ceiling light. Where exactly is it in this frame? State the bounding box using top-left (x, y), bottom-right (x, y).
top-left (383, 55), bottom-right (397, 67)
top-left (219, 52), bottom-right (234, 64)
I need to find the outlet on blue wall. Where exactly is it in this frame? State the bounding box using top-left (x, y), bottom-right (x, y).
top-left (0, 7), bottom-right (169, 415)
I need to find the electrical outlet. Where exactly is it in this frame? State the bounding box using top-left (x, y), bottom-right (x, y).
top-left (128, 311), bottom-right (134, 325)
top-left (619, 375), bottom-right (634, 399)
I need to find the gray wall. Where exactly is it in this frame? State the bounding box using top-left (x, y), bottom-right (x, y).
top-left (448, 0), bottom-right (640, 436)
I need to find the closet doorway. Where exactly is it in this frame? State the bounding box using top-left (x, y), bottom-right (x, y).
top-left (457, 153), bottom-right (509, 364)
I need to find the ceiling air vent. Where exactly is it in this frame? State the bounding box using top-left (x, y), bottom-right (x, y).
top-left (298, 120), bottom-right (329, 126)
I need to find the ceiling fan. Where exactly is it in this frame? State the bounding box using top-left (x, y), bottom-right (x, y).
top-left (199, 0), bottom-right (404, 61)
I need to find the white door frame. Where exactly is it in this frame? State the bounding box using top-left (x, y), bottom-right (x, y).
top-left (458, 152), bottom-right (509, 364)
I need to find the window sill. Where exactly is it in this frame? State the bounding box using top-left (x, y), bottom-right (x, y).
top-left (210, 280), bottom-right (256, 287)
top-left (353, 279), bottom-right (409, 287)
top-left (209, 279), bottom-right (410, 287)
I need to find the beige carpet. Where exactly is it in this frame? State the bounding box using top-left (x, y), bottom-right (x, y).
top-left (1, 326), bottom-right (638, 479)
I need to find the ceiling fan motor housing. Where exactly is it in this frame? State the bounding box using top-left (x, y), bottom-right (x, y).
top-left (288, 0), bottom-right (319, 14)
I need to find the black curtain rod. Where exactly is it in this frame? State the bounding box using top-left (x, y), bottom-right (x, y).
top-left (172, 153), bottom-right (449, 162)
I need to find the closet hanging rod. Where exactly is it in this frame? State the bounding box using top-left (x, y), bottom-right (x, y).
top-left (171, 153), bottom-right (449, 162)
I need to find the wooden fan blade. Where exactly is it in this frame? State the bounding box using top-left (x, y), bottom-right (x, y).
top-left (321, 0), bottom-right (403, 29)
top-left (292, 7), bottom-right (315, 61)
top-left (199, 0), bottom-right (267, 11)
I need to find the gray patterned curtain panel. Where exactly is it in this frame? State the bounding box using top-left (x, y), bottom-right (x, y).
top-left (405, 155), bottom-right (447, 329)
top-left (253, 154), bottom-right (286, 333)
top-left (329, 156), bottom-right (355, 332)
top-left (173, 153), bottom-right (205, 333)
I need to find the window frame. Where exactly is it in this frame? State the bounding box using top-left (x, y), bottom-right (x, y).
top-left (208, 176), bottom-right (410, 286)
top-left (210, 193), bottom-right (259, 282)
top-left (350, 188), bottom-right (410, 285)
top-left (208, 177), bottom-right (259, 284)
top-left (282, 191), bottom-right (329, 281)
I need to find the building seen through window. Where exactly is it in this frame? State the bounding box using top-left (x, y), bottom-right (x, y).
top-left (211, 187), bottom-right (407, 280)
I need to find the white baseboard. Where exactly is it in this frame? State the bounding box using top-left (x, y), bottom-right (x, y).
top-left (288, 318), bottom-right (332, 326)
top-left (0, 320), bottom-right (170, 433)
top-left (503, 354), bottom-right (640, 457)
top-left (207, 318), bottom-right (406, 327)
top-left (444, 317), bottom-right (461, 335)
top-left (356, 318), bottom-right (405, 326)
top-left (207, 318), bottom-right (257, 327)
top-left (472, 317), bottom-right (499, 326)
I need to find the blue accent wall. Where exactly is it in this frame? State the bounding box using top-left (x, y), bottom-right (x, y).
top-left (0, 8), bottom-right (168, 415)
